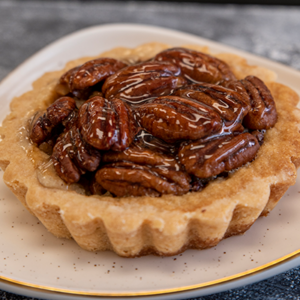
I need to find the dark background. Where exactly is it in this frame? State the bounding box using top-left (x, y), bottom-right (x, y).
top-left (7, 0), bottom-right (300, 5)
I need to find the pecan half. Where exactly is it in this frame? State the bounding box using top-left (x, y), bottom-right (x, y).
top-left (102, 61), bottom-right (186, 105)
top-left (29, 96), bottom-right (76, 145)
top-left (154, 47), bottom-right (236, 84)
top-left (251, 130), bottom-right (265, 145)
top-left (78, 96), bottom-right (137, 151)
top-left (135, 95), bottom-right (222, 143)
top-left (57, 58), bottom-right (127, 97)
top-left (179, 132), bottom-right (260, 178)
top-left (99, 134), bottom-right (191, 197)
top-left (219, 79), bottom-right (250, 103)
top-left (174, 83), bottom-right (250, 133)
top-left (51, 125), bottom-right (101, 183)
top-left (102, 142), bottom-right (180, 170)
top-left (89, 174), bottom-right (107, 196)
top-left (96, 161), bottom-right (191, 197)
top-left (241, 76), bottom-right (277, 129)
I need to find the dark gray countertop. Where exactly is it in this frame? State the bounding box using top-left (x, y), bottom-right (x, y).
top-left (0, 1), bottom-right (300, 299)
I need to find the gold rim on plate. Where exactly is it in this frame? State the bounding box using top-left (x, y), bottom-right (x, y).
top-left (0, 249), bottom-right (300, 297)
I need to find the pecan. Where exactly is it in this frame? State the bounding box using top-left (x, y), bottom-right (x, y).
top-left (154, 47), bottom-right (236, 84)
top-left (174, 83), bottom-right (250, 133)
top-left (178, 132), bottom-right (260, 178)
top-left (78, 96), bottom-right (137, 151)
top-left (89, 174), bottom-right (107, 196)
top-left (51, 125), bottom-right (101, 184)
top-left (61, 110), bottom-right (78, 130)
top-left (241, 76), bottom-right (277, 129)
top-left (29, 96), bottom-right (76, 145)
top-left (99, 135), bottom-right (191, 197)
top-left (102, 61), bottom-right (186, 105)
top-left (102, 141), bottom-right (180, 170)
top-left (135, 95), bottom-right (222, 143)
top-left (251, 130), bottom-right (265, 146)
top-left (96, 161), bottom-right (191, 197)
top-left (57, 58), bottom-right (127, 97)
top-left (219, 79), bottom-right (250, 103)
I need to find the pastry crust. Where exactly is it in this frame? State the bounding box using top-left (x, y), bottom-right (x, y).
top-left (1, 43), bottom-right (300, 257)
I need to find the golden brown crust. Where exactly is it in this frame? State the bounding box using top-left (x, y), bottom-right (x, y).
top-left (1, 43), bottom-right (300, 257)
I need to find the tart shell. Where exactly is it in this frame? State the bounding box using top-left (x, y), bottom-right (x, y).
top-left (1, 43), bottom-right (300, 257)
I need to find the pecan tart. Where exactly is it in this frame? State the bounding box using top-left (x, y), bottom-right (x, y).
top-left (0, 43), bottom-right (300, 257)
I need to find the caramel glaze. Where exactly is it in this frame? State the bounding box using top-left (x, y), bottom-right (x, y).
top-left (29, 47), bottom-right (277, 197)
top-left (135, 95), bottom-right (223, 143)
top-left (57, 58), bottom-right (127, 98)
top-left (173, 83), bottom-right (250, 135)
top-left (29, 97), bottom-right (76, 145)
top-left (178, 133), bottom-right (260, 178)
top-left (102, 61), bottom-right (187, 106)
top-left (78, 96), bottom-right (137, 151)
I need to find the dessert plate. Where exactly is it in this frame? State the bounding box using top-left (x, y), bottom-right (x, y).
top-left (1, 24), bottom-right (300, 300)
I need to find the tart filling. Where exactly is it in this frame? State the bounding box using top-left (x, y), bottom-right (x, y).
top-left (0, 43), bottom-right (300, 257)
top-left (28, 47), bottom-right (278, 197)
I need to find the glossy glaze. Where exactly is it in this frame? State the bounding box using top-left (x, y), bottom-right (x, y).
top-left (28, 47), bottom-right (276, 196)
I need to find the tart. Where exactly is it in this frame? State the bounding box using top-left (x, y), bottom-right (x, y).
top-left (0, 43), bottom-right (300, 257)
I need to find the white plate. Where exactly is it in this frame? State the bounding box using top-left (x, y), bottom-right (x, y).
top-left (1, 24), bottom-right (300, 300)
